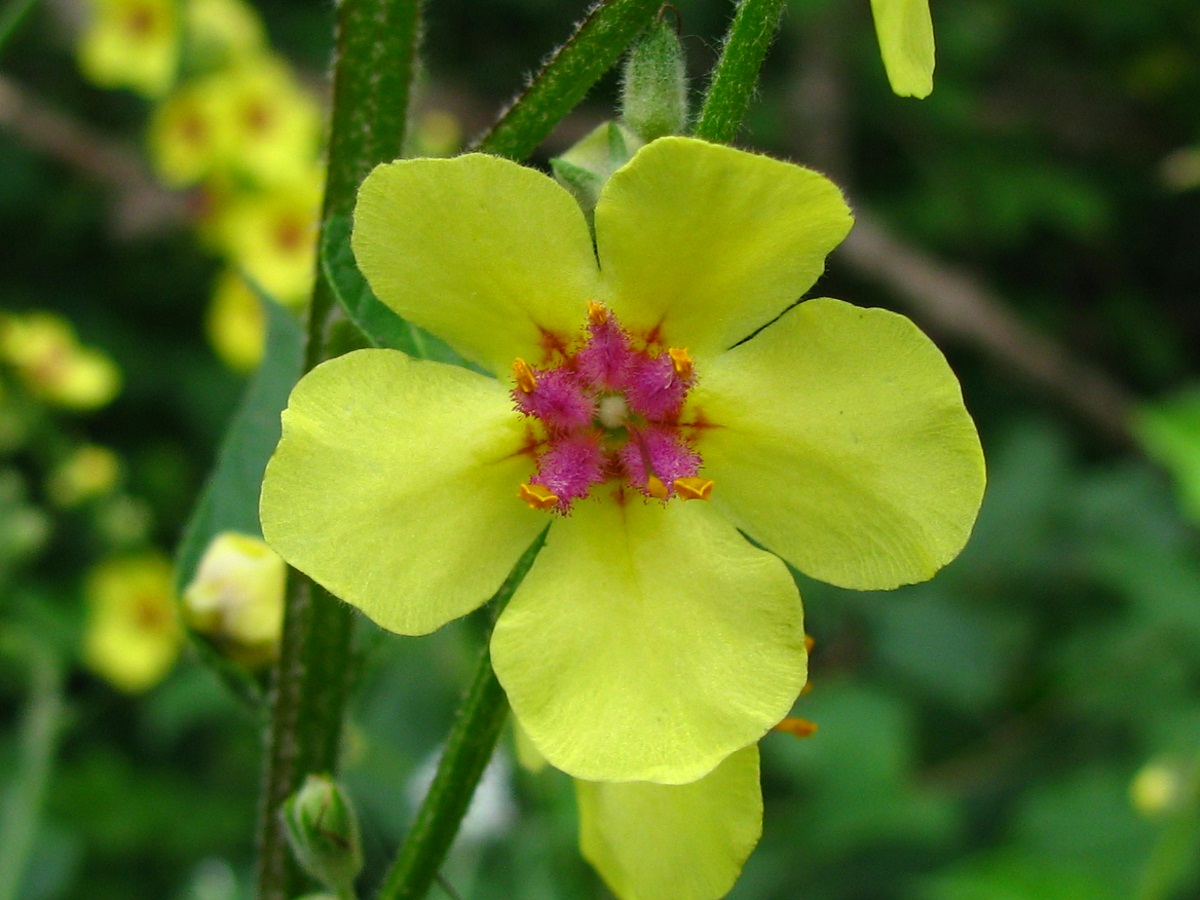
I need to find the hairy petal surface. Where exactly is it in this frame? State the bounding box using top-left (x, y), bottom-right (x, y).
top-left (492, 498), bottom-right (806, 784)
top-left (594, 137), bottom-right (852, 359)
top-left (692, 298), bottom-right (984, 590)
top-left (352, 155), bottom-right (603, 375)
top-left (870, 0), bottom-right (935, 98)
top-left (260, 350), bottom-right (544, 635)
top-left (578, 746), bottom-right (761, 900)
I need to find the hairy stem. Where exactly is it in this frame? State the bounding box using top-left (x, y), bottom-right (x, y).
top-left (376, 532), bottom-right (546, 900)
top-left (256, 1), bottom-right (422, 897)
top-left (693, 0), bottom-right (788, 143)
top-left (473, 0), bottom-right (663, 160)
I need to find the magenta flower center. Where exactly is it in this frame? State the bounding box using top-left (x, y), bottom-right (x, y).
top-left (511, 302), bottom-right (713, 514)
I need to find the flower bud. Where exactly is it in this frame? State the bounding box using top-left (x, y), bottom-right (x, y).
top-left (183, 532), bottom-right (285, 668)
top-left (550, 121), bottom-right (641, 221)
top-left (282, 774), bottom-right (363, 893)
top-left (620, 11), bottom-right (688, 142)
top-left (47, 444), bottom-right (121, 507)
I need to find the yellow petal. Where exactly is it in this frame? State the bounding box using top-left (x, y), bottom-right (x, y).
top-left (577, 746), bottom-right (762, 900)
top-left (870, 0), bottom-right (935, 99)
top-left (595, 137), bottom-right (852, 359)
top-left (352, 154), bottom-right (603, 375)
top-left (260, 350), bottom-right (545, 635)
top-left (691, 297), bottom-right (985, 590)
top-left (492, 498), bottom-right (806, 784)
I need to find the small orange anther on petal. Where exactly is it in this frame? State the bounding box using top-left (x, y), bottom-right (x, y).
top-left (645, 476), bottom-right (669, 500)
top-left (518, 483), bottom-right (559, 511)
top-left (773, 717), bottom-right (819, 740)
top-left (586, 301), bottom-right (609, 326)
top-left (513, 358), bottom-right (537, 393)
top-left (673, 477), bottom-right (714, 501)
top-left (804, 634), bottom-right (815, 653)
top-left (667, 346), bottom-right (693, 380)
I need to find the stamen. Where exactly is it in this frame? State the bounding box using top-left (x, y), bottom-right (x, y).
top-left (587, 300), bottom-right (609, 326)
top-left (513, 358), bottom-right (537, 393)
top-left (772, 717), bottom-right (819, 740)
top-left (673, 477), bottom-right (714, 501)
top-left (518, 483), bottom-right (559, 511)
top-left (645, 476), bottom-right (668, 500)
top-left (667, 347), bottom-right (694, 380)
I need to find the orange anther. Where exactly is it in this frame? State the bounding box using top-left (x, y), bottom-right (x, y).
top-left (512, 358), bottom-right (537, 393)
top-left (673, 477), bottom-right (714, 501)
top-left (587, 301), bottom-right (609, 326)
top-left (667, 347), bottom-right (693, 380)
top-left (772, 717), bottom-right (819, 740)
top-left (645, 476), bottom-right (669, 500)
top-left (804, 634), bottom-right (815, 653)
top-left (518, 483), bottom-right (559, 511)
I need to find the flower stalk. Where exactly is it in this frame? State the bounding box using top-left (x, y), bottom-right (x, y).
top-left (693, 0), bottom-right (789, 143)
top-left (376, 531), bottom-right (546, 900)
top-left (256, 0), bottom-right (422, 896)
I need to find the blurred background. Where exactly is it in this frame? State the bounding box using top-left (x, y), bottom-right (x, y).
top-left (1, 0), bottom-right (1199, 897)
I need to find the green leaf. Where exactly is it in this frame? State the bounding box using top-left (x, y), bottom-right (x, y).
top-left (320, 213), bottom-right (465, 365)
top-left (173, 290), bottom-right (303, 706)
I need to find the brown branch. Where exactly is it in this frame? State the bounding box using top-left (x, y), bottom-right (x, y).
top-left (0, 74), bottom-right (186, 237)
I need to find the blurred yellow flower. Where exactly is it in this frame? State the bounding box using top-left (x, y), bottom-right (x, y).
top-left (184, 0), bottom-right (265, 70)
top-left (78, 0), bottom-right (179, 98)
top-left (183, 532), bottom-right (285, 667)
top-left (148, 75), bottom-right (234, 187)
top-left (211, 167), bottom-right (322, 306)
top-left (83, 552), bottom-right (182, 692)
top-left (206, 268), bottom-right (266, 371)
top-left (0, 312), bottom-right (121, 411)
top-left (47, 444), bottom-right (121, 507)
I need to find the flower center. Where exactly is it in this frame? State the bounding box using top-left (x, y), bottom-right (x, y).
top-left (511, 302), bottom-right (713, 514)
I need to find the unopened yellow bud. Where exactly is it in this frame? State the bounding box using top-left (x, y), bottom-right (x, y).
top-left (673, 477), bottom-right (714, 501)
top-left (183, 532), bottom-right (285, 668)
top-left (519, 483), bottom-right (559, 512)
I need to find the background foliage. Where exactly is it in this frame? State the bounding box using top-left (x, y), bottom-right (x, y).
top-left (1, 0), bottom-right (1199, 897)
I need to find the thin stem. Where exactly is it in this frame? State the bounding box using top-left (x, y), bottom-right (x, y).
top-left (473, 0), bottom-right (663, 160)
top-left (0, 643), bottom-right (64, 900)
top-left (256, 0), bottom-right (422, 896)
top-left (376, 532), bottom-right (547, 900)
top-left (693, 0), bottom-right (788, 143)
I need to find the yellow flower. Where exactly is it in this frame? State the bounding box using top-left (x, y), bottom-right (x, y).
top-left (184, 0), bottom-right (265, 70)
top-left (0, 312), bottom-right (121, 411)
top-left (210, 167), bottom-right (322, 306)
top-left (206, 268), bottom-right (266, 370)
top-left (148, 74), bottom-right (236, 188)
top-left (261, 137), bottom-right (985, 783)
top-left (78, 0), bottom-right (179, 98)
top-left (46, 444), bottom-right (121, 507)
top-left (83, 552), bottom-right (181, 692)
top-left (183, 532), bottom-right (285, 667)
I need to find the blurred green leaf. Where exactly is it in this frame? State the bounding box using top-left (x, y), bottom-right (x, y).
top-left (915, 850), bottom-right (1122, 900)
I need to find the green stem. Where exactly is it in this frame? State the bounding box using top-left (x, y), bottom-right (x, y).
top-left (0, 643), bottom-right (64, 900)
top-left (376, 531), bottom-right (547, 900)
top-left (473, 0), bottom-right (663, 160)
top-left (693, 0), bottom-right (788, 143)
top-left (256, 0), bottom-right (422, 897)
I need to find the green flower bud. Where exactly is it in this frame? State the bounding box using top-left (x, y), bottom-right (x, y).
top-left (282, 774), bottom-right (363, 893)
top-left (551, 121), bottom-right (641, 223)
top-left (620, 11), bottom-right (688, 142)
